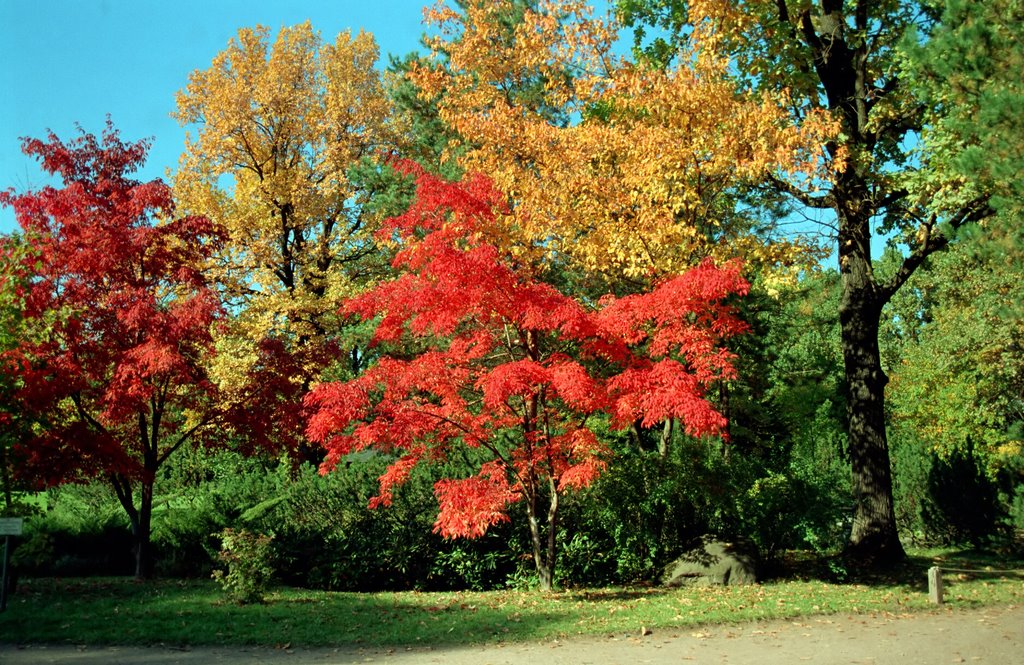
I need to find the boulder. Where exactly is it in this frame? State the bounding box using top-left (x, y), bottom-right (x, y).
top-left (661, 539), bottom-right (759, 587)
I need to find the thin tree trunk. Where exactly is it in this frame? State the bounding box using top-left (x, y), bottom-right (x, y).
top-left (657, 418), bottom-right (673, 460)
top-left (134, 477), bottom-right (154, 579)
top-left (525, 484), bottom-right (559, 592)
top-left (544, 478), bottom-right (559, 589)
top-left (109, 473), bottom-right (142, 575)
top-left (526, 502), bottom-right (552, 591)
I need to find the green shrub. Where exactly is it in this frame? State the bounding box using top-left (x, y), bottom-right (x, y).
top-left (557, 436), bottom-right (753, 586)
top-left (736, 462), bottom-right (850, 564)
top-left (9, 531), bottom-right (53, 573)
top-left (211, 528), bottom-right (275, 604)
top-left (12, 485), bottom-right (134, 576)
top-left (924, 443), bottom-right (1002, 546)
top-left (151, 496), bottom-right (222, 578)
top-left (892, 432), bottom-right (1006, 546)
top-left (1009, 486), bottom-right (1024, 541)
top-left (429, 537), bottom-right (517, 591)
top-left (260, 455), bottom-right (522, 591)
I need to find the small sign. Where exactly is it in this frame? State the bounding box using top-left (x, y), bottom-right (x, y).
top-left (0, 518), bottom-right (23, 536)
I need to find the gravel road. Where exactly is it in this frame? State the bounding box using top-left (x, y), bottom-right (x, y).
top-left (2, 603), bottom-right (1021, 665)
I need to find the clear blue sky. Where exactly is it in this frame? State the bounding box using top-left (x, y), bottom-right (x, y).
top-left (0, 0), bottom-right (435, 234)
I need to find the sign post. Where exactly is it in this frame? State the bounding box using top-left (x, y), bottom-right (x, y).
top-left (0, 517), bottom-right (23, 612)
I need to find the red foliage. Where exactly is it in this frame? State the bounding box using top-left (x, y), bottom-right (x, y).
top-left (305, 162), bottom-right (750, 544)
top-left (0, 122), bottom-right (226, 486)
top-left (218, 335), bottom-right (327, 458)
top-left (433, 462), bottom-right (518, 538)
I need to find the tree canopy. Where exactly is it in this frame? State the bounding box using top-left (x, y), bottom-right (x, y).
top-left (0, 124), bottom-right (230, 576)
top-left (411, 0), bottom-right (833, 284)
top-left (173, 23), bottom-right (399, 419)
top-left (306, 162), bottom-right (749, 589)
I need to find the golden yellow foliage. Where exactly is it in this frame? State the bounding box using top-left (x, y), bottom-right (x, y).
top-left (413, 0), bottom-right (837, 281)
top-left (173, 22), bottom-right (394, 387)
top-left (174, 22), bottom-right (391, 325)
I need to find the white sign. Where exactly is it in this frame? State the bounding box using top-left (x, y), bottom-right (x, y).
top-left (0, 518), bottom-right (23, 536)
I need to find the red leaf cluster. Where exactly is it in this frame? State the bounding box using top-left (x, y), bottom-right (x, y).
top-left (0, 123), bottom-right (227, 485)
top-left (306, 162), bottom-right (749, 539)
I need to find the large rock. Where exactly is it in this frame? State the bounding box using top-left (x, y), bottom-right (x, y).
top-left (662, 539), bottom-right (759, 587)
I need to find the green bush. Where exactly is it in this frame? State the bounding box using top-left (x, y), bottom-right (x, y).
top-left (211, 528), bottom-right (275, 604)
top-left (558, 436), bottom-right (753, 586)
top-left (151, 496), bottom-right (222, 578)
top-left (12, 485), bottom-right (134, 576)
top-left (924, 444), bottom-right (1002, 546)
top-left (736, 462), bottom-right (850, 564)
top-left (271, 456), bottom-right (524, 591)
top-left (151, 450), bottom-right (284, 577)
top-left (430, 537), bottom-right (518, 591)
top-left (891, 431), bottom-right (1007, 546)
top-left (1009, 486), bottom-right (1024, 539)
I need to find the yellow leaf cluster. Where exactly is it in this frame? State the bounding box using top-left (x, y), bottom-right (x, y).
top-left (174, 22), bottom-right (393, 380)
top-left (414, 0), bottom-right (837, 281)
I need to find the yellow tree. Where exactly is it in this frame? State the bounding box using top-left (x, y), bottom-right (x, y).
top-left (411, 0), bottom-right (838, 284)
top-left (174, 22), bottom-right (395, 441)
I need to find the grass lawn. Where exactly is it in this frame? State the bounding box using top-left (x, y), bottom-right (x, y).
top-left (1, 550), bottom-right (1022, 648)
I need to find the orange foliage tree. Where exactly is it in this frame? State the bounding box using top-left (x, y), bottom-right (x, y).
top-left (409, 0), bottom-right (838, 283)
top-left (305, 164), bottom-right (749, 589)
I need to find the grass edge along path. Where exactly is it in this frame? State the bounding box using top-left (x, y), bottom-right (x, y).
top-left (1, 565), bottom-right (1022, 648)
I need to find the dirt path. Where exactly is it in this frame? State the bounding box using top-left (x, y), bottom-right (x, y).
top-left (2, 604), bottom-right (1021, 665)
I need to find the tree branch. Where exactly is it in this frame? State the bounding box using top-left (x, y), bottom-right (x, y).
top-left (767, 174), bottom-right (835, 209)
top-left (877, 196), bottom-right (993, 304)
top-left (108, 472), bottom-right (138, 525)
top-left (70, 393), bottom-right (111, 438)
top-left (156, 416), bottom-right (216, 468)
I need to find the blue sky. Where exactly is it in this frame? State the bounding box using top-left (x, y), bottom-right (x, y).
top-left (0, 0), bottom-right (436, 234)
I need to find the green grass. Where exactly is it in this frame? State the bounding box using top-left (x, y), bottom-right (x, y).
top-left (2, 550), bottom-right (1022, 648)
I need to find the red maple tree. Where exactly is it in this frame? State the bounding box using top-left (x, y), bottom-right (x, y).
top-left (0, 123), bottom-right (231, 578)
top-left (306, 163), bottom-right (749, 589)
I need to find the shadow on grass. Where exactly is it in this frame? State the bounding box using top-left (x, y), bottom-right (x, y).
top-left (3, 550), bottom-right (1022, 650)
top-left (0, 578), bottom-right (571, 648)
top-left (757, 546), bottom-right (1024, 613)
top-left (256, 593), bottom-right (568, 647)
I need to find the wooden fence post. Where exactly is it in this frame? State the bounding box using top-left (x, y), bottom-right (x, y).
top-left (928, 566), bottom-right (944, 604)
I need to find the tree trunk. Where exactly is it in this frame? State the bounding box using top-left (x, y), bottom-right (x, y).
top-left (525, 484), bottom-right (559, 591)
top-left (134, 477), bottom-right (154, 579)
top-left (526, 511), bottom-right (552, 591)
top-left (110, 472), bottom-right (156, 580)
top-left (838, 202), bottom-right (906, 565)
top-left (840, 300), bottom-right (904, 563)
top-left (657, 418), bottom-right (673, 459)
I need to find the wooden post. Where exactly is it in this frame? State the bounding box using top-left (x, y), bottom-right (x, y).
top-left (1, 536), bottom-right (10, 612)
top-left (928, 566), bottom-right (944, 604)
top-left (0, 518), bottom-right (23, 612)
